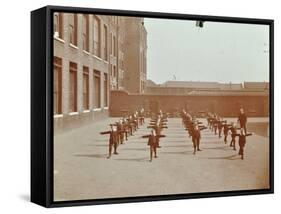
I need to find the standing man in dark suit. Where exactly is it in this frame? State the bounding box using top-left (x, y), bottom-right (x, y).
top-left (238, 108), bottom-right (247, 134)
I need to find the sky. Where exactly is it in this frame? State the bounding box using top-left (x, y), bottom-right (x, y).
top-left (144, 18), bottom-right (270, 84)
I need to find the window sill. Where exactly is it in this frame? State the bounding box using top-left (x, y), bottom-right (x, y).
top-left (83, 50), bottom-right (90, 55)
top-left (54, 114), bottom-right (63, 118)
top-left (103, 107), bottom-right (109, 110)
top-left (69, 43), bottom-right (79, 50)
top-left (83, 110), bottom-right (90, 113)
top-left (69, 112), bottom-right (79, 116)
top-left (92, 55), bottom-right (103, 61)
top-left (54, 37), bottom-right (65, 43)
top-left (93, 108), bottom-right (102, 112)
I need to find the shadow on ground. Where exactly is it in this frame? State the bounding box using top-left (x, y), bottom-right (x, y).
top-left (74, 154), bottom-right (108, 159)
top-left (205, 154), bottom-right (241, 160)
top-left (114, 157), bottom-right (149, 162)
top-left (161, 150), bottom-right (194, 155)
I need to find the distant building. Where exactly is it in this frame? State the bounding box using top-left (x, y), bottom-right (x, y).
top-left (244, 82), bottom-right (269, 90)
top-left (219, 83), bottom-right (243, 90)
top-left (53, 13), bottom-right (147, 133)
top-left (123, 17), bottom-right (147, 94)
top-left (144, 80), bottom-right (267, 95)
top-left (146, 79), bottom-right (157, 87)
top-left (160, 81), bottom-right (220, 89)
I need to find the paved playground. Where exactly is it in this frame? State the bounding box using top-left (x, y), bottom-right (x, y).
top-left (54, 117), bottom-right (270, 201)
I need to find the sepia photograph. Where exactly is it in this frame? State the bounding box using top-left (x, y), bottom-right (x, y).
top-left (52, 12), bottom-right (270, 202)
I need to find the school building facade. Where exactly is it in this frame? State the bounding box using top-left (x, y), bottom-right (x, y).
top-left (53, 13), bottom-right (147, 133)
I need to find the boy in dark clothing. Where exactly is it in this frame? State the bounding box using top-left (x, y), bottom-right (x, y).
top-left (213, 118), bottom-right (218, 135)
top-left (191, 125), bottom-right (206, 154)
top-left (223, 123), bottom-right (231, 143)
top-left (230, 123), bottom-right (239, 150)
top-left (100, 125), bottom-right (119, 159)
top-left (116, 120), bottom-right (125, 144)
top-left (235, 128), bottom-right (252, 160)
top-left (139, 108), bottom-right (145, 125)
top-left (142, 130), bottom-right (166, 162)
top-left (122, 119), bottom-right (129, 141)
top-left (218, 120), bottom-right (226, 138)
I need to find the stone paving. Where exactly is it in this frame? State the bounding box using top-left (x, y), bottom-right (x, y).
top-left (54, 117), bottom-right (270, 201)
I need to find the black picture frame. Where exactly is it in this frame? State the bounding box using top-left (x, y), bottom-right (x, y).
top-left (31, 5), bottom-right (274, 208)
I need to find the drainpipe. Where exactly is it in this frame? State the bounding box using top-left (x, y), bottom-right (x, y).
top-left (116, 18), bottom-right (119, 89)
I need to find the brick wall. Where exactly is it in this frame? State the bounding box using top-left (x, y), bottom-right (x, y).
top-left (109, 90), bottom-right (269, 117)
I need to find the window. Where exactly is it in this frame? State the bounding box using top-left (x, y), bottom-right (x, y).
top-left (82, 15), bottom-right (89, 51)
top-left (113, 35), bottom-right (117, 57)
top-left (113, 66), bottom-right (116, 78)
top-left (54, 13), bottom-right (63, 39)
top-left (104, 73), bottom-right (108, 107)
top-left (69, 62), bottom-right (77, 112)
top-left (54, 57), bottom-right (62, 114)
top-left (110, 66), bottom-right (117, 90)
top-left (103, 25), bottom-right (108, 60)
top-left (83, 67), bottom-right (89, 110)
top-left (93, 16), bottom-right (101, 57)
top-left (140, 51), bottom-right (143, 74)
top-left (141, 80), bottom-right (146, 93)
top-left (69, 14), bottom-right (77, 46)
top-left (143, 52), bottom-right (147, 73)
top-left (110, 32), bottom-right (113, 55)
top-left (110, 65), bottom-right (113, 76)
top-left (93, 70), bottom-right (101, 108)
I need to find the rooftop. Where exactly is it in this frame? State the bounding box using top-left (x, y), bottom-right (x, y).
top-left (161, 81), bottom-right (220, 89)
top-left (145, 80), bottom-right (269, 95)
top-left (244, 82), bottom-right (269, 90)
